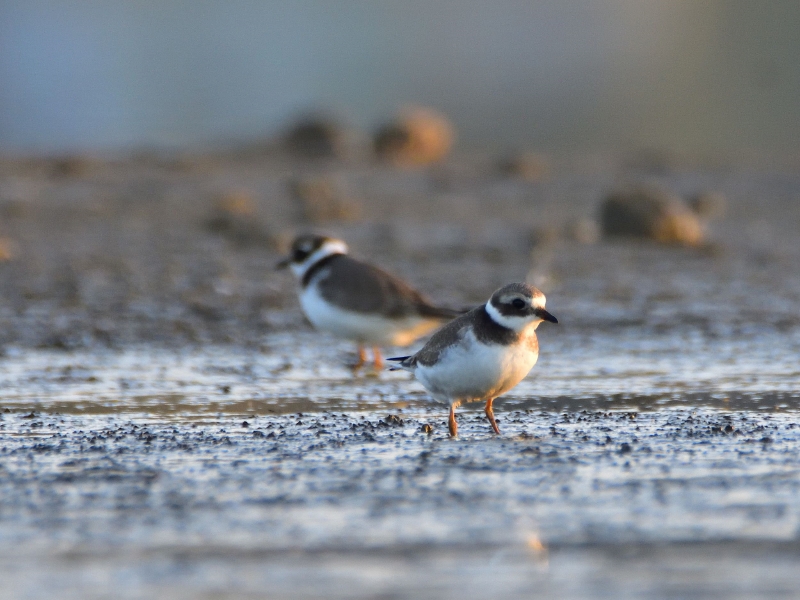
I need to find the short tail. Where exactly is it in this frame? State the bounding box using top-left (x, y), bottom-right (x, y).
top-left (387, 355), bottom-right (414, 371)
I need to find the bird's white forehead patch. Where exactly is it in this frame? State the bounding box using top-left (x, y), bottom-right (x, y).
top-left (314, 239), bottom-right (348, 257)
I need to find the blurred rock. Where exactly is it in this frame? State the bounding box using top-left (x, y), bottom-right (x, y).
top-left (289, 175), bottom-right (361, 223)
top-left (374, 107), bottom-right (454, 167)
top-left (0, 237), bottom-right (18, 261)
top-left (600, 185), bottom-right (704, 246)
top-left (49, 155), bottom-right (100, 178)
top-left (283, 116), bottom-right (347, 159)
top-left (205, 190), bottom-right (271, 246)
top-left (497, 152), bottom-right (551, 182)
top-left (689, 191), bottom-right (727, 219)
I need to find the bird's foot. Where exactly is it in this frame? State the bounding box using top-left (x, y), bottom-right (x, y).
top-left (348, 345), bottom-right (368, 372)
top-left (448, 402), bottom-right (460, 437)
top-left (485, 398), bottom-right (501, 435)
top-left (372, 346), bottom-right (385, 371)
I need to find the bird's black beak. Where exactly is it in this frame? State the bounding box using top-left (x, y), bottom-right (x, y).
top-left (535, 308), bottom-right (558, 324)
top-left (275, 257), bottom-right (291, 270)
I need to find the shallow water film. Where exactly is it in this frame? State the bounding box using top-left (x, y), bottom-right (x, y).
top-left (1, 157), bottom-right (800, 598)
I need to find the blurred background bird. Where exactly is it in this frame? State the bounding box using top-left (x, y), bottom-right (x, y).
top-left (277, 234), bottom-right (463, 371)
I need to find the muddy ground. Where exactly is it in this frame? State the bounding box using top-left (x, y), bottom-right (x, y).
top-left (1, 151), bottom-right (799, 598)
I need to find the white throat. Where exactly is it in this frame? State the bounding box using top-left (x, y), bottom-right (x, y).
top-left (290, 240), bottom-right (349, 280)
top-left (485, 300), bottom-right (542, 332)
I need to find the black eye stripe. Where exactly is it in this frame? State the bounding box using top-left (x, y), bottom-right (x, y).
top-left (291, 238), bottom-right (326, 262)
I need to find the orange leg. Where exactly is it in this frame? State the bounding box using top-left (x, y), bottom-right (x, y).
top-left (351, 345), bottom-right (367, 371)
top-left (372, 346), bottom-right (384, 370)
top-left (485, 398), bottom-right (501, 434)
top-left (448, 401), bottom-right (461, 437)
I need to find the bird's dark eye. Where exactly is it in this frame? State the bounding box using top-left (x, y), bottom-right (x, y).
top-left (511, 298), bottom-right (526, 310)
top-left (293, 248), bottom-right (310, 262)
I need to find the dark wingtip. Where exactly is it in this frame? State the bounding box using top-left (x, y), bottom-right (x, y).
top-left (387, 355), bottom-right (411, 371)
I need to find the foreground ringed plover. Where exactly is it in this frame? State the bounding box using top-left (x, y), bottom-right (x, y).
top-left (277, 234), bottom-right (462, 370)
top-left (389, 282), bottom-right (557, 436)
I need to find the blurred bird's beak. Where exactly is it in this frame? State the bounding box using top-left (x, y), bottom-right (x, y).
top-left (275, 257), bottom-right (291, 270)
top-left (535, 308), bottom-right (558, 324)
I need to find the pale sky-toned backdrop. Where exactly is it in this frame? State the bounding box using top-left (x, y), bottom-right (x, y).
top-left (1, 0), bottom-right (798, 157)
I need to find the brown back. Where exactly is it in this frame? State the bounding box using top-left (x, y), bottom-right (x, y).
top-left (310, 254), bottom-right (458, 319)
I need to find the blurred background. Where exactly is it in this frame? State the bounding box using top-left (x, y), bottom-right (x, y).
top-left (3, 3), bottom-right (800, 599)
top-left (1, 0), bottom-right (799, 160)
top-left (1, 0), bottom-right (799, 347)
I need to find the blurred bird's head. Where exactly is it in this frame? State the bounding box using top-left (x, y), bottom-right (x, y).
top-left (276, 234), bottom-right (349, 279)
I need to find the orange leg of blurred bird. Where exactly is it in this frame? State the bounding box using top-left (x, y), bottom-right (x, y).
top-left (448, 401), bottom-right (461, 437)
top-left (485, 397), bottom-right (501, 434)
top-left (351, 345), bottom-right (367, 371)
top-left (372, 346), bottom-right (384, 370)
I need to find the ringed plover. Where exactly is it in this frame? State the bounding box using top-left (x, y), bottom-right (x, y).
top-left (389, 282), bottom-right (557, 436)
top-left (277, 234), bottom-right (462, 370)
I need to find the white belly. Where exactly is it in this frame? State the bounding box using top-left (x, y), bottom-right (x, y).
top-left (414, 331), bottom-right (538, 402)
top-left (299, 284), bottom-right (440, 346)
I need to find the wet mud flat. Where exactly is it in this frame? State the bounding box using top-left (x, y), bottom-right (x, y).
top-left (1, 153), bottom-right (800, 597)
top-left (2, 401), bottom-right (800, 599)
top-left (0, 337), bottom-right (799, 599)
